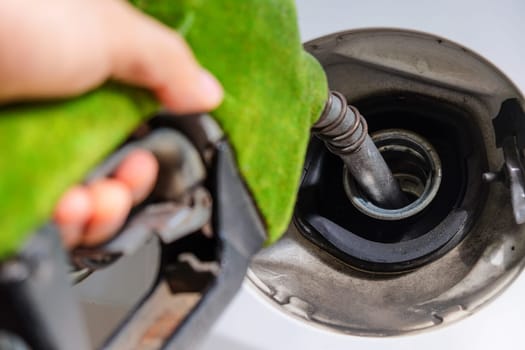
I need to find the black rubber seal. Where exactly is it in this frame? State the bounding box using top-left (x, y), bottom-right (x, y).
top-left (295, 93), bottom-right (487, 273)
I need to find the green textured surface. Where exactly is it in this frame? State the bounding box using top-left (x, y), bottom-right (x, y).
top-left (0, 0), bottom-right (327, 258)
top-left (0, 86), bottom-right (158, 258)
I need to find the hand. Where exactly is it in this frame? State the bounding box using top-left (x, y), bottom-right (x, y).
top-left (0, 0), bottom-right (224, 248)
top-left (53, 149), bottom-right (159, 248)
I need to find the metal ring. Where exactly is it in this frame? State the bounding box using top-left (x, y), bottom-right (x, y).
top-left (343, 129), bottom-right (442, 220)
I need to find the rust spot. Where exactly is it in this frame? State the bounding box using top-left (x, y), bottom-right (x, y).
top-left (140, 311), bottom-right (185, 348)
top-left (137, 293), bottom-right (200, 350)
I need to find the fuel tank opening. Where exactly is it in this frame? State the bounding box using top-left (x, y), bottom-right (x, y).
top-left (344, 128), bottom-right (442, 221)
top-left (249, 28), bottom-right (525, 337)
top-left (295, 93), bottom-right (484, 273)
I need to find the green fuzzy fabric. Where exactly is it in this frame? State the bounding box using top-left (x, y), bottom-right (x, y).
top-left (0, 0), bottom-right (327, 258)
top-left (0, 86), bottom-right (157, 258)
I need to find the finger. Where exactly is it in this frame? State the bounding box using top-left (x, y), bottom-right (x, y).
top-left (0, 0), bottom-right (223, 112)
top-left (113, 149), bottom-right (158, 205)
top-left (53, 186), bottom-right (93, 248)
top-left (82, 178), bottom-right (133, 246)
top-left (104, 0), bottom-right (224, 113)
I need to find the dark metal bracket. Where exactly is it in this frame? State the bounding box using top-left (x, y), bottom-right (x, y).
top-left (487, 99), bottom-right (525, 224)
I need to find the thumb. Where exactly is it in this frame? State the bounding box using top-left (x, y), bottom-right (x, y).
top-left (103, 0), bottom-right (223, 114)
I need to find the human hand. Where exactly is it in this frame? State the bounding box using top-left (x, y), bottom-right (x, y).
top-left (0, 0), bottom-right (223, 248)
top-left (53, 149), bottom-right (160, 248)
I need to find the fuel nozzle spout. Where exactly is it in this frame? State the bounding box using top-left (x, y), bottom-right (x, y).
top-left (312, 91), bottom-right (408, 210)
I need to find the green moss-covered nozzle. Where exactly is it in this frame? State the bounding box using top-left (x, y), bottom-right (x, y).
top-left (0, 0), bottom-right (327, 258)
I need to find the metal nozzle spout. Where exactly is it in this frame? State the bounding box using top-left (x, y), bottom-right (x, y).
top-left (312, 91), bottom-right (407, 209)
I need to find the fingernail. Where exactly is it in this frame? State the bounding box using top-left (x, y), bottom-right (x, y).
top-left (197, 69), bottom-right (224, 108)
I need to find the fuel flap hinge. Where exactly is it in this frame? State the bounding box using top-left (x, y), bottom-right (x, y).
top-left (485, 99), bottom-right (525, 224)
